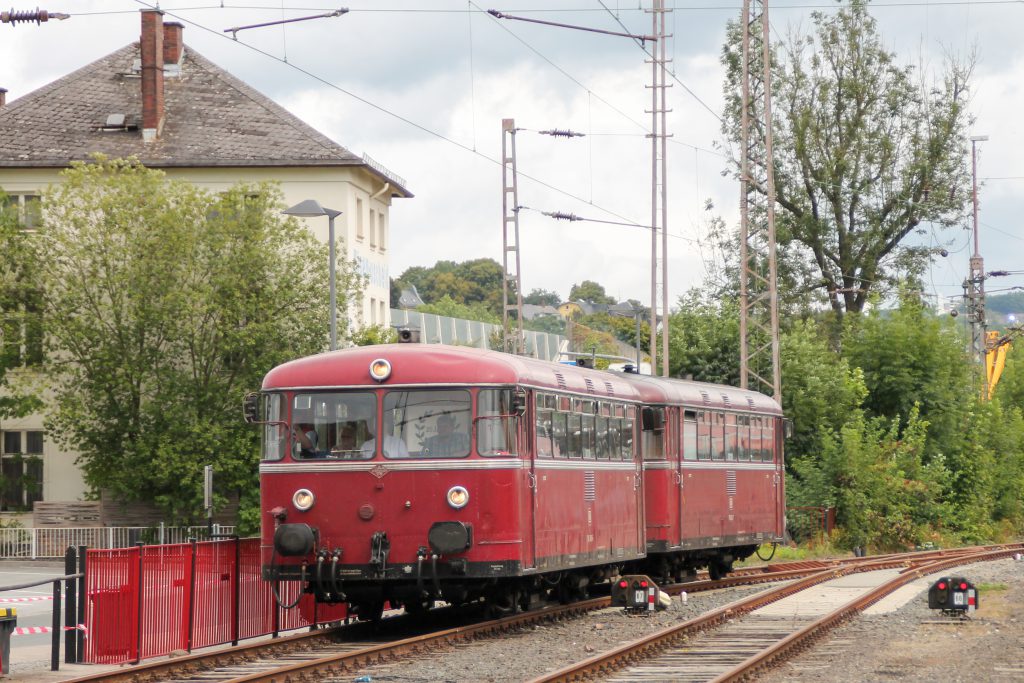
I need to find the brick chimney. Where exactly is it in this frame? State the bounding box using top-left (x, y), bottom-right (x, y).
top-left (140, 9), bottom-right (165, 142)
top-left (0, 88), bottom-right (7, 108)
top-left (163, 22), bottom-right (183, 65)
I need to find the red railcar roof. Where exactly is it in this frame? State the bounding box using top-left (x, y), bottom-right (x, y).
top-left (262, 344), bottom-right (646, 401)
top-left (262, 344), bottom-right (782, 415)
top-left (623, 374), bottom-right (783, 415)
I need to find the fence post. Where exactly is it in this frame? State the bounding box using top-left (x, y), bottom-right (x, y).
top-left (187, 538), bottom-right (196, 653)
top-left (232, 537), bottom-right (240, 646)
top-left (272, 589), bottom-right (280, 639)
top-left (159, 522), bottom-right (164, 546)
top-left (76, 545), bottom-right (86, 662)
top-left (31, 528), bottom-right (37, 560)
top-left (135, 542), bottom-right (144, 664)
top-left (64, 547), bottom-right (77, 663)
top-left (50, 579), bottom-right (61, 671)
top-left (107, 527), bottom-right (113, 550)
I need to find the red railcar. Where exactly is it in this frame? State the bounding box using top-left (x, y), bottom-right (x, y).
top-left (627, 376), bottom-right (786, 581)
top-left (254, 344), bottom-right (646, 617)
top-left (251, 343), bottom-right (785, 617)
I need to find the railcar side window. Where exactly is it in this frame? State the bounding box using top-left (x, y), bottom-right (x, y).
top-left (642, 407), bottom-right (665, 460)
top-left (551, 410), bottom-right (568, 457)
top-left (536, 407), bottom-right (554, 458)
top-left (596, 416), bottom-right (610, 459)
top-left (261, 393), bottom-right (285, 461)
top-left (292, 392), bottom-right (376, 460)
top-left (712, 412), bottom-right (726, 461)
top-left (477, 389), bottom-right (518, 456)
top-left (682, 410), bottom-right (697, 461)
top-left (724, 413), bottom-right (738, 461)
top-left (384, 389), bottom-right (472, 458)
top-left (567, 413), bottom-right (582, 458)
top-left (697, 412), bottom-right (711, 460)
top-left (763, 420), bottom-right (775, 462)
top-left (622, 416), bottom-right (635, 460)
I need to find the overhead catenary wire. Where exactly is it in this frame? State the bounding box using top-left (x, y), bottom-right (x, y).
top-left (129, 0), bottom-right (648, 229)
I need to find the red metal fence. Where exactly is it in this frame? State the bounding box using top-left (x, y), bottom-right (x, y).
top-left (84, 538), bottom-right (347, 664)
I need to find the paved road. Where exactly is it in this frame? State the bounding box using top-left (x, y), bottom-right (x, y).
top-left (1, 562), bottom-right (77, 666)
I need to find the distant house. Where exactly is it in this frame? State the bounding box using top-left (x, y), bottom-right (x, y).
top-left (557, 300), bottom-right (610, 320)
top-left (0, 9), bottom-right (411, 512)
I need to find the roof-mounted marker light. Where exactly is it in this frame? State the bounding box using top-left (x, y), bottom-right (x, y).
top-left (369, 358), bottom-right (392, 382)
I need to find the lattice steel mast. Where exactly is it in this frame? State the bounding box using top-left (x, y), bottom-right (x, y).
top-left (501, 118), bottom-right (525, 355)
top-left (738, 0), bottom-right (781, 401)
top-left (646, 0), bottom-right (671, 376)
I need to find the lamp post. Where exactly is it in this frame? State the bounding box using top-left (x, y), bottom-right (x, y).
top-left (283, 199), bottom-right (342, 351)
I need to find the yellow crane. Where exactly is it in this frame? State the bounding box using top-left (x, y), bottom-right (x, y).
top-left (985, 327), bottom-right (1022, 398)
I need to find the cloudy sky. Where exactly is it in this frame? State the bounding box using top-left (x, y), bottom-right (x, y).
top-left (2, 1), bottom-right (1021, 308)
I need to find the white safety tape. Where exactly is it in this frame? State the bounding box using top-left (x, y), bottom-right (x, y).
top-left (0, 595), bottom-right (54, 603)
top-left (12, 624), bottom-right (88, 636)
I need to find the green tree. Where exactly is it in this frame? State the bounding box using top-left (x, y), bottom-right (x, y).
top-left (666, 292), bottom-right (741, 385)
top-left (523, 288), bottom-right (562, 306)
top-left (842, 292), bottom-right (974, 462)
top-left (722, 0), bottom-right (972, 316)
top-left (568, 280), bottom-right (616, 305)
top-left (394, 259), bottom-right (506, 315)
top-left (38, 157), bottom-right (361, 526)
top-left (417, 294), bottom-right (500, 325)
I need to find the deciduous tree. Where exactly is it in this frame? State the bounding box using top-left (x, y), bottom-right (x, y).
top-left (38, 157), bottom-right (362, 526)
top-left (722, 0), bottom-right (973, 316)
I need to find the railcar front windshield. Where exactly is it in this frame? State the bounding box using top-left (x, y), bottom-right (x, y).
top-left (383, 389), bottom-right (473, 458)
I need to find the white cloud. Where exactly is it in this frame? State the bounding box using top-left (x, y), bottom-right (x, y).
top-left (4, 0), bottom-right (1024, 305)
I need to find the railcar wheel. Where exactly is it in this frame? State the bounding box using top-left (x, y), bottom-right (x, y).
top-left (708, 561), bottom-right (724, 581)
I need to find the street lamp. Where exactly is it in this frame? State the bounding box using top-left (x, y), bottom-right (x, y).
top-left (610, 302), bottom-right (644, 373)
top-left (283, 199), bottom-right (342, 351)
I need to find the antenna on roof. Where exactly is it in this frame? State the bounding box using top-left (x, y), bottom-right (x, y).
top-left (1, 9), bottom-right (70, 25)
top-left (224, 8), bottom-right (348, 40)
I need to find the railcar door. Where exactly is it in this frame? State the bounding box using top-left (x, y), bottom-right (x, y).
top-left (523, 392), bottom-right (537, 570)
top-left (774, 417), bottom-right (786, 538)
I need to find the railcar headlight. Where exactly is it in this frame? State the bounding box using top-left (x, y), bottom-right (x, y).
top-left (369, 358), bottom-right (392, 382)
top-left (292, 488), bottom-right (315, 511)
top-left (446, 485), bottom-right (470, 509)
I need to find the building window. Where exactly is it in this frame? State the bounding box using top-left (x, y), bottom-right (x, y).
top-left (356, 198), bottom-right (364, 241)
top-left (369, 209), bottom-right (377, 249)
top-left (1, 193), bottom-right (41, 230)
top-left (379, 213), bottom-right (387, 252)
top-left (1, 430), bottom-right (43, 511)
top-left (1, 287), bottom-right (43, 367)
top-left (379, 301), bottom-right (385, 325)
top-left (370, 297), bottom-right (377, 324)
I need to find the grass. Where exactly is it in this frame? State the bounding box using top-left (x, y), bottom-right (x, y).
top-left (735, 541), bottom-right (852, 567)
top-left (976, 582), bottom-right (1008, 592)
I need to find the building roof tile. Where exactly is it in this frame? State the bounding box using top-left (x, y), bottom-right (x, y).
top-left (0, 41), bottom-right (411, 196)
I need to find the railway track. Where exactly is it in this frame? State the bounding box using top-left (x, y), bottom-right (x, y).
top-left (63, 544), bottom-right (1020, 683)
top-left (533, 543), bottom-right (1024, 682)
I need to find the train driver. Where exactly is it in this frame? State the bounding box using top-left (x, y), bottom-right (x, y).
top-left (423, 414), bottom-right (470, 457)
top-left (293, 422), bottom-right (319, 458)
top-left (360, 411), bottom-right (410, 458)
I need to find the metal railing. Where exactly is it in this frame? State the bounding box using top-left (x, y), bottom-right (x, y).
top-left (0, 525), bottom-right (236, 559)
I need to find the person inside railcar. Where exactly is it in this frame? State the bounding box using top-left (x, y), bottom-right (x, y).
top-left (293, 422), bottom-right (319, 458)
top-left (422, 414), bottom-right (470, 457)
top-left (360, 411), bottom-right (410, 458)
top-left (331, 423), bottom-right (359, 457)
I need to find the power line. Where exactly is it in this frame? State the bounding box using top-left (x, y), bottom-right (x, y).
top-left (129, 0), bottom-right (648, 227)
top-left (595, 0), bottom-right (724, 124)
